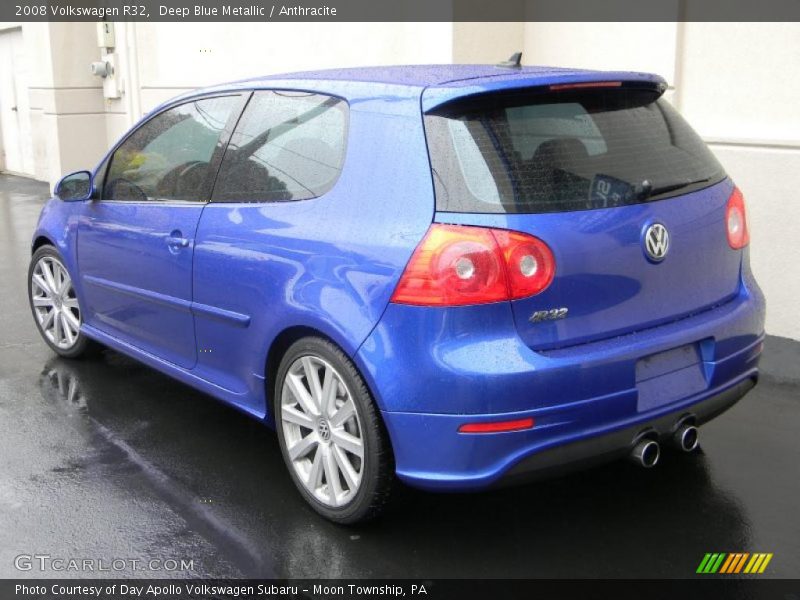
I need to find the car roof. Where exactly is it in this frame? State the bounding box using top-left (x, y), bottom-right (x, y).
top-left (167, 64), bottom-right (666, 113)
top-left (240, 64), bottom-right (591, 87)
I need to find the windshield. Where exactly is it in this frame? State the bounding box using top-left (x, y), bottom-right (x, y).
top-left (425, 86), bottom-right (725, 214)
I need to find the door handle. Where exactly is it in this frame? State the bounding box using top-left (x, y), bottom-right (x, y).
top-left (166, 236), bottom-right (190, 248)
top-left (11, 106), bottom-right (17, 112)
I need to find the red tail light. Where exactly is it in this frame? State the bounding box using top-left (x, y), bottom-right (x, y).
top-left (493, 229), bottom-right (556, 300)
top-left (726, 187), bottom-right (749, 249)
top-left (391, 224), bottom-right (555, 306)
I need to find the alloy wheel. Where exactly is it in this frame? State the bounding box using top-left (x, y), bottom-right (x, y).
top-left (30, 256), bottom-right (81, 350)
top-left (280, 355), bottom-right (365, 508)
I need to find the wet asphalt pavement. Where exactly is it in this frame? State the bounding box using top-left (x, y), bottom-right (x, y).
top-left (1, 173), bottom-right (798, 579)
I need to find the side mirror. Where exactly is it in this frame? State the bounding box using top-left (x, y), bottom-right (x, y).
top-left (54, 171), bottom-right (93, 201)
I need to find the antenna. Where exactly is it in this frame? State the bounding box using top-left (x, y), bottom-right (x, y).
top-left (497, 52), bottom-right (522, 69)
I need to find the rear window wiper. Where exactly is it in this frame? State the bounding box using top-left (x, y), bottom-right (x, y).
top-left (637, 177), bottom-right (712, 200)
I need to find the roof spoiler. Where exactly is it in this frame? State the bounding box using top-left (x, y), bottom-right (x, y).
top-left (422, 73), bottom-right (669, 113)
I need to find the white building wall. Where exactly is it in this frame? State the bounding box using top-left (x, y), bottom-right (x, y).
top-left (1, 21), bottom-right (798, 339)
top-left (3, 21), bottom-right (455, 181)
top-left (1, 22), bottom-right (110, 184)
top-left (676, 23), bottom-right (800, 342)
top-left (112, 22), bottom-right (453, 130)
top-left (522, 22), bottom-right (680, 81)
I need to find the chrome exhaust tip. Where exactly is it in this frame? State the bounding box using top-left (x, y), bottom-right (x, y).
top-left (674, 424), bottom-right (699, 452)
top-left (629, 439), bottom-right (660, 468)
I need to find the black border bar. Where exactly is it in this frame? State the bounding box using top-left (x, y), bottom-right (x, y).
top-left (4, 0), bottom-right (800, 22)
top-left (4, 579), bottom-right (800, 600)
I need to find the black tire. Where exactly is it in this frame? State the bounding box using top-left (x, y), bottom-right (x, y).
top-left (274, 336), bottom-right (395, 524)
top-left (28, 245), bottom-right (98, 359)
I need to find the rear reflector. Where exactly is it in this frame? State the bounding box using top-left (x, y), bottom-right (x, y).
top-left (726, 187), bottom-right (750, 249)
top-left (391, 224), bottom-right (555, 306)
top-left (458, 418), bottom-right (535, 434)
top-left (549, 81), bottom-right (622, 91)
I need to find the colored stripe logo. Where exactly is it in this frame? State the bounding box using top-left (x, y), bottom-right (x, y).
top-left (697, 552), bottom-right (773, 574)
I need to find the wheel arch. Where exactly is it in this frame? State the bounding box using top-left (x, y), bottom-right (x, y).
top-left (264, 324), bottom-right (397, 462)
top-left (32, 235), bottom-right (56, 254)
top-left (265, 325), bottom-right (326, 415)
top-left (265, 325), bottom-right (359, 418)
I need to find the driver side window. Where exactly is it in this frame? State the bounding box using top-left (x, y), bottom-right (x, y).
top-left (103, 96), bottom-right (238, 202)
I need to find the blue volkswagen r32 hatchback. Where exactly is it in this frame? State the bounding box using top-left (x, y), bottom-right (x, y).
top-left (29, 64), bottom-right (765, 523)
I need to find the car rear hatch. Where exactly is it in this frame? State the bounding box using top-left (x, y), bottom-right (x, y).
top-left (423, 76), bottom-right (742, 350)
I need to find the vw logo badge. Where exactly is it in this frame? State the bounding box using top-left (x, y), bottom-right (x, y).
top-left (644, 223), bottom-right (670, 262)
top-left (317, 418), bottom-right (331, 442)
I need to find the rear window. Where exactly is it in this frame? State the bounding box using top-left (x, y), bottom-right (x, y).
top-left (425, 86), bottom-right (725, 214)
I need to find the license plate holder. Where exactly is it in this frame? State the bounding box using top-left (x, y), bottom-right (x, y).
top-left (636, 344), bottom-right (708, 412)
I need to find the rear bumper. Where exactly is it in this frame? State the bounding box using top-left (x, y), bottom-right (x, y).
top-left (378, 370), bottom-right (759, 491)
top-left (357, 269), bottom-right (765, 491)
top-left (502, 376), bottom-right (755, 486)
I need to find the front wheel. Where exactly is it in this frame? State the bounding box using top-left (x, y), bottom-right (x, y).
top-left (28, 246), bottom-right (96, 358)
top-left (275, 337), bottom-right (394, 524)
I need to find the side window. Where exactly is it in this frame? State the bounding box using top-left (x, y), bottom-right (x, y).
top-left (103, 96), bottom-right (239, 201)
top-left (212, 91), bottom-right (348, 203)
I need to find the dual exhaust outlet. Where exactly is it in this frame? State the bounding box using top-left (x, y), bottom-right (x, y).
top-left (629, 424), bottom-right (698, 468)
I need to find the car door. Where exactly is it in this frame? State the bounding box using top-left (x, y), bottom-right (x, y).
top-left (191, 90), bottom-right (351, 413)
top-left (77, 94), bottom-right (244, 369)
